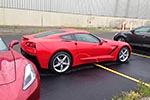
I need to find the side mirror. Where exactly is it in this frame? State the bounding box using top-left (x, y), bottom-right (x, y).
top-left (9, 40), bottom-right (19, 48)
top-left (99, 41), bottom-right (103, 45)
top-left (130, 30), bottom-right (135, 33)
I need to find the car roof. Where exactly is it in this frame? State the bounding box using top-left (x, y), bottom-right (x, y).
top-left (33, 28), bottom-right (90, 38)
top-left (136, 25), bottom-right (150, 28)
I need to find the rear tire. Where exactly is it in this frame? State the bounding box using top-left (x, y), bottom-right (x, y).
top-left (117, 47), bottom-right (130, 63)
top-left (49, 51), bottom-right (72, 74)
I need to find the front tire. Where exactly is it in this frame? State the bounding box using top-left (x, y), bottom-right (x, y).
top-left (117, 37), bottom-right (126, 42)
top-left (49, 51), bottom-right (72, 74)
top-left (117, 47), bottom-right (130, 63)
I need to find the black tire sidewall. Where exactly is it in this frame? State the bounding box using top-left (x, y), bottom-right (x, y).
top-left (117, 47), bottom-right (130, 63)
top-left (117, 37), bottom-right (126, 42)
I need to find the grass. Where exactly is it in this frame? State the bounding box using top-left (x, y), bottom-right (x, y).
top-left (31, 29), bottom-right (46, 33)
top-left (0, 25), bottom-right (18, 29)
top-left (112, 82), bottom-right (150, 100)
top-left (0, 25), bottom-right (118, 35)
top-left (31, 27), bottom-right (117, 34)
top-left (73, 27), bottom-right (116, 33)
top-left (136, 82), bottom-right (150, 97)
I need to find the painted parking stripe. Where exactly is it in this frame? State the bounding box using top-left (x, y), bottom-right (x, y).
top-left (95, 64), bottom-right (150, 87)
top-left (132, 52), bottom-right (150, 59)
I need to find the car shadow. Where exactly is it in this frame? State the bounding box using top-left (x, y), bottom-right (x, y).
top-left (132, 46), bottom-right (150, 56)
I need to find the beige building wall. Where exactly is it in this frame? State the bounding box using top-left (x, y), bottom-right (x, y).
top-left (0, 8), bottom-right (150, 29)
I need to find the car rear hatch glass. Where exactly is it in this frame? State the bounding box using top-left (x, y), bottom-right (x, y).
top-left (34, 30), bottom-right (65, 38)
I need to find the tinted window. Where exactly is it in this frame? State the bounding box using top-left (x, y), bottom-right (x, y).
top-left (75, 33), bottom-right (100, 43)
top-left (34, 30), bottom-right (65, 38)
top-left (135, 27), bottom-right (150, 33)
top-left (61, 35), bottom-right (74, 40)
top-left (0, 38), bottom-right (8, 52)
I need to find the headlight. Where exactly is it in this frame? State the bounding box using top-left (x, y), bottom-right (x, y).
top-left (23, 64), bottom-right (36, 90)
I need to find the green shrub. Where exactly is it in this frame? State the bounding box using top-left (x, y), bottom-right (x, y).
top-left (136, 82), bottom-right (150, 97)
top-left (112, 82), bottom-right (150, 100)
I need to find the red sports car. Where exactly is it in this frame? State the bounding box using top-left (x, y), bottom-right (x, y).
top-left (0, 38), bottom-right (40, 100)
top-left (20, 29), bottom-right (132, 74)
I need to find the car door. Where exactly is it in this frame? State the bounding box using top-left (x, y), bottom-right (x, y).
top-left (130, 26), bottom-right (150, 46)
top-left (141, 28), bottom-right (150, 47)
top-left (74, 33), bottom-right (113, 62)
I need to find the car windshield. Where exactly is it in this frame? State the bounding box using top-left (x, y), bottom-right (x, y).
top-left (0, 38), bottom-right (8, 52)
top-left (134, 26), bottom-right (150, 33)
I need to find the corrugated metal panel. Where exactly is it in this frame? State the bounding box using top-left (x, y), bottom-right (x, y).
top-left (0, 0), bottom-right (150, 19)
top-left (1, 0), bottom-right (4, 7)
top-left (146, 0), bottom-right (150, 19)
top-left (127, 0), bottom-right (139, 18)
top-left (115, 0), bottom-right (128, 17)
top-left (138, 0), bottom-right (149, 19)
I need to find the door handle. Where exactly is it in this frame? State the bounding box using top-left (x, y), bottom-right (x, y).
top-left (62, 40), bottom-right (72, 42)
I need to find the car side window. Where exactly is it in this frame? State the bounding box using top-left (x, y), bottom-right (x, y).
top-left (134, 27), bottom-right (150, 33)
top-left (61, 34), bottom-right (75, 40)
top-left (75, 33), bottom-right (100, 43)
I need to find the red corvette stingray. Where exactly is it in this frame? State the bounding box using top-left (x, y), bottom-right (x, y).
top-left (0, 38), bottom-right (40, 100)
top-left (20, 29), bottom-right (132, 74)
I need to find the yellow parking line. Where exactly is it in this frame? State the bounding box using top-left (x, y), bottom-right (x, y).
top-left (95, 64), bottom-right (150, 87)
top-left (132, 52), bottom-right (150, 59)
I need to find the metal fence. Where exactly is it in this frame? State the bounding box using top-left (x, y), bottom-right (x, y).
top-left (0, 0), bottom-right (150, 19)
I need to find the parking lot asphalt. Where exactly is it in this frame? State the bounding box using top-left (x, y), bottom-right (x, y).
top-left (2, 32), bottom-right (150, 100)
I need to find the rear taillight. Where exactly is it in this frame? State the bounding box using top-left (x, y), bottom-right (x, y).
top-left (26, 42), bottom-right (36, 48)
top-left (23, 37), bottom-right (29, 41)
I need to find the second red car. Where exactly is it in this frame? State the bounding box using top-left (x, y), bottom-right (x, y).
top-left (20, 29), bottom-right (132, 74)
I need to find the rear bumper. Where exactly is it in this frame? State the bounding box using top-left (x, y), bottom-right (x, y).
top-left (20, 42), bottom-right (36, 56)
top-left (20, 47), bottom-right (41, 67)
top-left (20, 48), bottom-right (35, 57)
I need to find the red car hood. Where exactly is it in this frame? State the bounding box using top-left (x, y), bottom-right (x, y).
top-left (0, 50), bottom-right (16, 86)
top-left (101, 38), bottom-right (129, 46)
